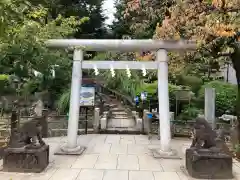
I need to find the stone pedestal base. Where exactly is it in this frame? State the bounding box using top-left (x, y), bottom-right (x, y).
top-left (151, 148), bottom-right (182, 159)
top-left (186, 148), bottom-right (233, 179)
top-left (54, 145), bottom-right (86, 155)
top-left (3, 145), bottom-right (49, 173)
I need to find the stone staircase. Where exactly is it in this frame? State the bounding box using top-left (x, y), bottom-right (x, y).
top-left (105, 106), bottom-right (139, 134)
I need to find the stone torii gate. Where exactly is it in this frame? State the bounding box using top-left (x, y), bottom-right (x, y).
top-left (46, 39), bottom-right (196, 156)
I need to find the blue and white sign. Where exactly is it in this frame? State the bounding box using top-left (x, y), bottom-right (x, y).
top-left (140, 92), bottom-right (147, 101)
top-left (134, 96), bottom-right (139, 103)
top-left (80, 86), bottom-right (95, 106)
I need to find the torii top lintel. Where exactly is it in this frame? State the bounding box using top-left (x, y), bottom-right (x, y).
top-left (45, 39), bottom-right (197, 51)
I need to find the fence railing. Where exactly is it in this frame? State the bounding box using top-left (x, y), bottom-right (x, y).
top-left (98, 83), bottom-right (135, 108)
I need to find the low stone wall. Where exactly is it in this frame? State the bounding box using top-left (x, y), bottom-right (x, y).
top-left (0, 128), bottom-right (95, 138)
top-left (48, 128), bottom-right (95, 137)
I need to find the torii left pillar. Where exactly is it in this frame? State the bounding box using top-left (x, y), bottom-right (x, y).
top-left (54, 49), bottom-right (86, 155)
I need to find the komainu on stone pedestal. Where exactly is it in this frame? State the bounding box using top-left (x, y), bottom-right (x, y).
top-left (3, 114), bottom-right (49, 173)
top-left (186, 148), bottom-right (232, 179)
top-left (186, 117), bottom-right (233, 179)
top-left (3, 145), bottom-right (49, 173)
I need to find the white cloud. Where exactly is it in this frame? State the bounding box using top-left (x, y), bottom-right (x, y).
top-left (103, 0), bottom-right (116, 25)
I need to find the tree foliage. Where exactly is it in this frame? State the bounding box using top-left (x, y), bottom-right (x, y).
top-left (119, 0), bottom-right (175, 38)
top-left (0, 0), bottom-right (89, 99)
top-left (154, 0), bottom-right (240, 71)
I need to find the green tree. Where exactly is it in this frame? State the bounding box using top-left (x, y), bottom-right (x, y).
top-left (30, 0), bottom-right (107, 39)
top-left (110, 0), bottom-right (132, 38)
top-left (0, 0), bottom-right (89, 99)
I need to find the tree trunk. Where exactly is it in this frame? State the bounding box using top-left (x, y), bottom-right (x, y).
top-left (237, 82), bottom-right (240, 144)
top-left (232, 58), bottom-right (240, 144)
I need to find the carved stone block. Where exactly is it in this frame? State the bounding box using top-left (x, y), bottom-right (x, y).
top-left (93, 108), bottom-right (100, 133)
top-left (186, 148), bottom-right (233, 179)
top-left (3, 145), bottom-right (49, 173)
top-left (100, 117), bottom-right (107, 130)
top-left (136, 118), bottom-right (143, 132)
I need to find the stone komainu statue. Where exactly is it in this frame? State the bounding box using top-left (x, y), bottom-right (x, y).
top-left (9, 99), bottom-right (46, 149)
top-left (191, 117), bottom-right (231, 155)
top-left (191, 117), bottom-right (216, 148)
top-left (19, 117), bottom-right (46, 148)
top-left (186, 117), bottom-right (233, 179)
top-left (9, 117), bottom-right (46, 149)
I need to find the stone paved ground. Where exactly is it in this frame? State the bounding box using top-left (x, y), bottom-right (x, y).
top-left (0, 134), bottom-right (240, 180)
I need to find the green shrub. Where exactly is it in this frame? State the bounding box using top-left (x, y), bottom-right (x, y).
top-left (0, 75), bottom-right (9, 92)
top-left (135, 81), bottom-right (181, 111)
top-left (135, 81), bottom-right (158, 97)
top-left (177, 75), bottom-right (203, 93)
top-left (198, 81), bottom-right (237, 116)
top-left (0, 74), bottom-right (15, 95)
top-left (0, 74), bottom-right (9, 81)
top-left (57, 89), bottom-right (71, 113)
top-left (169, 84), bottom-right (182, 110)
top-left (21, 79), bottom-right (40, 95)
top-left (178, 106), bottom-right (203, 120)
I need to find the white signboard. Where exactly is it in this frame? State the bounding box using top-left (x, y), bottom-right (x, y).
top-left (80, 87), bottom-right (95, 106)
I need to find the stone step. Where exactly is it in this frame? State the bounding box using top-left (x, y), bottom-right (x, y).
top-left (107, 119), bottom-right (135, 128)
top-left (111, 115), bottom-right (133, 119)
top-left (102, 127), bottom-right (140, 134)
top-left (111, 111), bottom-right (128, 115)
top-left (111, 108), bottom-right (126, 112)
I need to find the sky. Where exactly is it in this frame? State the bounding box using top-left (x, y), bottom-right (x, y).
top-left (103, 0), bottom-right (116, 25)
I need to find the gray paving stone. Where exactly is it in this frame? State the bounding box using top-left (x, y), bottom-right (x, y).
top-left (138, 155), bottom-right (163, 171)
top-left (71, 154), bottom-right (98, 168)
top-left (134, 135), bottom-right (150, 145)
top-left (110, 144), bottom-right (127, 154)
top-left (120, 135), bottom-right (135, 144)
top-left (105, 135), bottom-right (120, 144)
top-left (94, 154), bottom-right (118, 169)
top-left (159, 159), bottom-right (183, 172)
top-left (0, 171), bottom-right (29, 180)
top-left (127, 144), bottom-right (149, 155)
top-left (88, 143), bottom-right (111, 154)
top-left (233, 164), bottom-right (240, 174)
top-left (77, 135), bottom-right (96, 146)
top-left (154, 172), bottom-right (181, 180)
top-left (176, 172), bottom-right (189, 180)
top-left (103, 170), bottom-right (128, 180)
top-left (52, 155), bottom-right (78, 168)
top-left (76, 169), bottom-right (104, 180)
top-left (48, 142), bottom-right (61, 163)
top-left (21, 166), bottom-right (58, 180)
top-left (233, 158), bottom-right (239, 163)
top-left (90, 135), bottom-right (107, 144)
top-left (117, 155), bottom-right (139, 170)
top-left (49, 168), bottom-right (80, 180)
top-left (129, 171), bottom-right (154, 180)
